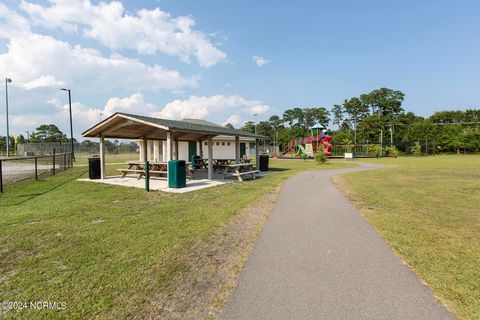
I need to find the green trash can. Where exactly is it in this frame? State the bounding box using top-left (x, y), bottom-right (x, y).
top-left (191, 155), bottom-right (199, 170)
top-left (168, 160), bottom-right (186, 188)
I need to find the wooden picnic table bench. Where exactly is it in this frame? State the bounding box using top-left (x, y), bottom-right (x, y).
top-left (118, 161), bottom-right (194, 180)
top-left (223, 163), bottom-right (260, 181)
top-left (213, 158), bottom-right (251, 173)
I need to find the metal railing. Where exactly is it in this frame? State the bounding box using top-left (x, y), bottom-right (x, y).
top-left (0, 151), bottom-right (73, 193)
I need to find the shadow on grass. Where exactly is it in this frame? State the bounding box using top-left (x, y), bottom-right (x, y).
top-left (0, 168), bottom-right (88, 207)
top-left (266, 167), bottom-right (290, 172)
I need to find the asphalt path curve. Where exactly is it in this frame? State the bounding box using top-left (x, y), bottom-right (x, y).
top-left (221, 162), bottom-right (455, 320)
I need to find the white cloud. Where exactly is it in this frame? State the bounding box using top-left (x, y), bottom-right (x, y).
top-left (22, 75), bottom-right (65, 90)
top-left (252, 55), bottom-right (270, 67)
top-left (0, 4), bottom-right (199, 92)
top-left (249, 104), bottom-right (270, 115)
top-left (5, 92), bottom-right (270, 139)
top-left (104, 93), bottom-right (156, 115)
top-left (152, 95), bottom-right (270, 120)
top-left (224, 115), bottom-right (241, 127)
top-left (20, 0), bottom-right (226, 67)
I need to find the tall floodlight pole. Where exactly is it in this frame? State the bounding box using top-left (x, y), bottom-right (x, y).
top-left (5, 78), bottom-right (12, 157)
top-left (60, 88), bottom-right (75, 161)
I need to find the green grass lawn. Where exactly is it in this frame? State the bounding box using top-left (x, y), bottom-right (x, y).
top-left (74, 152), bottom-right (138, 166)
top-left (340, 155), bottom-right (480, 319)
top-left (0, 159), bottom-right (352, 319)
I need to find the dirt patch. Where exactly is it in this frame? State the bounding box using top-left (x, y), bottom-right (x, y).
top-left (146, 185), bottom-right (283, 319)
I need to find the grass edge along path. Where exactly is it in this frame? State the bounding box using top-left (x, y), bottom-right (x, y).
top-left (333, 155), bottom-right (480, 320)
top-left (0, 159), bottom-right (352, 319)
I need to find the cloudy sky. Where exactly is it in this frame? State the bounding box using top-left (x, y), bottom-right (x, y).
top-left (1, 0), bottom-right (479, 139)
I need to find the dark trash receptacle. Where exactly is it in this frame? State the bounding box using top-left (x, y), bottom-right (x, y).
top-left (88, 157), bottom-right (101, 179)
top-left (259, 155), bottom-right (269, 171)
top-left (168, 160), bottom-right (186, 188)
top-left (191, 155), bottom-right (200, 170)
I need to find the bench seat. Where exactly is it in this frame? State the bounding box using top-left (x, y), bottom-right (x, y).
top-left (232, 170), bottom-right (260, 181)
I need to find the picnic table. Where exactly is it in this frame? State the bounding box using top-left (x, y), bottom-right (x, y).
top-left (222, 163), bottom-right (260, 181)
top-left (213, 158), bottom-right (251, 172)
top-left (118, 161), bottom-right (194, 180)
top-left (194, 158), bottom-right (208, 169)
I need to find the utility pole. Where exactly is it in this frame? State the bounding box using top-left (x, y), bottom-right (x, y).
top-left (60, 88), bottom-right (75, 161)
top-left (353, 116), bottom-right (357, 145)
top-left (5, 78), bottom-right (12, 157)
top-left (390, 124), bottom-right (393, 146)
top-left (380, 128), bottom-right (383, 147)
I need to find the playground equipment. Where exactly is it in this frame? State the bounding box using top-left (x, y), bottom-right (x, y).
top-left (281, 126), bottom-right (333, 158)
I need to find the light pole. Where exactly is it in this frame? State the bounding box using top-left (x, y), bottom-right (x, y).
top-left (60, 88), bottom-right (75, 161)
top-left (5, 78), bottom-right (12, 157)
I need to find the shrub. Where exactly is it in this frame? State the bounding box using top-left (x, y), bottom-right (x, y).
top-left (314, 150), bottom-right (327, 164)
top-left (384, 146), bottom-right (399, 158)
top-left (342, 138), bottom-right (353, 153)
top-left (367, 145), bottom-right (383, 158)
top-left (411, 142), bottom-right (422, 157)
top-left (301, 153), bottom-right (308, 161)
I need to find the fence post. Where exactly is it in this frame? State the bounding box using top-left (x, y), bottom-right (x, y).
top-left (0, 160), bottom-right (3, 193)
top-left (64, 153), bottom-right (67, 170)
top-left (35, 157), bottom-right (38, 180)
top-left (145, 160), bottom-right (150, 192)
top-left (52, 148), bottom-right (56, 175)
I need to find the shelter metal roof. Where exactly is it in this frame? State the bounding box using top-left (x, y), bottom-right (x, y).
top-left (82, 112), bottom-right (267, 141)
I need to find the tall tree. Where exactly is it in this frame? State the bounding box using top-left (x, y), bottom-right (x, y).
top-left (343, 97), bottom-right (368, 144)
top-left (331, 104), bottom-right (344, 127)
top-left (360, 88), bottom-right (405, 118)
top-left (30, 124), bottom-right (67, 142)
top-left (240, 121), bottom-right (256, 134)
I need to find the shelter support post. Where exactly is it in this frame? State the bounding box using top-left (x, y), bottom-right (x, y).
top-left (100, 135), bottom-right (105, 179)
top-left (174, 139), bottom-right (179, 160)
top-left (235, 136), bottom-right (240, 164)
top-left (255, 138), bottom-right (260, 169)
top-left (208, 136), bottom-right (213, 180)
top-left (138, 140), bottom-right (145, 161)
top-left (143, 137), bottom-right (148, 163)
top-left (166, 131), bottom-right (172, 161)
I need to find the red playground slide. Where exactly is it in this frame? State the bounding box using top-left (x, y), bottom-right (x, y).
top-left (322, 133), bottom-right (332, 156)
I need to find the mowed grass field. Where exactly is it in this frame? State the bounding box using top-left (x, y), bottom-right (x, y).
top-left (339, 155), bottom-right (480, 319)
top-left (74, 152), bottom-right (137, 166)
top-left (0, 159), bottom-right (352, 319)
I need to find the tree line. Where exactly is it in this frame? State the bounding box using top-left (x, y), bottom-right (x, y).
top-left (232, 87), bottom-right (480, 154)
top-left (0, 124), bottom-right (137, 155)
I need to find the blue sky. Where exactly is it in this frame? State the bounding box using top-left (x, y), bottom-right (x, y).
top-left (1, 0), bottom-right (479, 139)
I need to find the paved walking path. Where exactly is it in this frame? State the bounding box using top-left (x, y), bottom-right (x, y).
top-left (221, 162), bottom-right (455, 320)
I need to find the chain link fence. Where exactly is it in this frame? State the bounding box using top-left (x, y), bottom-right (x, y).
top-left (0, 152), bottom-right (73, 193)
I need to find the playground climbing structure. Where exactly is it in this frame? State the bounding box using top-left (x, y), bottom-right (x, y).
top-left (282, 129), bottom-right (333, 158)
